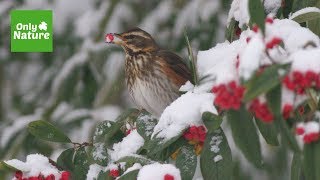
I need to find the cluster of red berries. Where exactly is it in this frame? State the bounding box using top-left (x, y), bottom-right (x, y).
top-left (211, 81), bottom-right (245, 110)
top-left (282, 104), bottom-right (293, 119)
top-left (109, 169), bottom-right (120, 178)
top-left (249, 99), bottom-right (274, 123)
top-left (14, 171), bottom-right (70, 180)
top-left (295, 123), bottom-right (320, 144)
top-left (283, 71), bottom-right (320, 94)
top-left (183, 125), bottom-right (206, 144)
top-left (164, 174), bottom-right (175, 180)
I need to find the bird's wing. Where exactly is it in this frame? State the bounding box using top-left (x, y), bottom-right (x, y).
top-left (155, 50), bottom-right (192, 86)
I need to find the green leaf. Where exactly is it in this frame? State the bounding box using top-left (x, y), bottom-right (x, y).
top-left (28, 120), bottom-right (71, 143)
top-left (136, 110), bottom-right (158, 141)
top-left (118, 170), bottom-right (139, 180)
top-left (184, 29), bottom-right (198, 85)
top-left (243, 65), bottom-right (285, 102)
top-left (93, 120), bottom-right (115, 143)
top-left (248, 0), bottom-right (266, 32)
top-left (291, 8), bottom-right (320, 23)
top-left (147, 131), bottom-right (185, 155)
top-left (92, 120), bottom-right (117, 166)
top-left (176, 144), bottom-right (197, 180)
top-left (73, 147), bottom-right (90, 180)
top-left (283, 0), bottom-right (294, 18)
top-left (255, 118), bottom-right (279, 146)
top-left (291, 152), bottom-right (302, 180)
top-left (92, 143), bottom-right (109, 166)
top-left (202, 112), bottom-right (223, 133)
top-left (116, 156), bottom-right (153, 166)
top-left (200, 128), bottom-right (232, 180)
top-left (97, 170), bottom-right (113, 180)
top-left (303, 142), bottom-right (320, 180)
top-left (307, 18), bottom-right (320, 36)
top-left (227, 107), bottom-right (262, 167)
top-left (57, 148), bottom-right (75, 172)
top-left (225, 18), bottom-right (236, 42)
top-left (266, 86), bottom-right (300, 152)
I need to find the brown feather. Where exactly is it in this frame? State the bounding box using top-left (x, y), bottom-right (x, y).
top-left (156, 50), bottom-right (192, 86)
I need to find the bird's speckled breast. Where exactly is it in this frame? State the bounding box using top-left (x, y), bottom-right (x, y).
top-left (125, 53), bottom-right (179, 117)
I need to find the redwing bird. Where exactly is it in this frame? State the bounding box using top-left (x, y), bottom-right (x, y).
top-left (105, 28), bottom-right (191, 117)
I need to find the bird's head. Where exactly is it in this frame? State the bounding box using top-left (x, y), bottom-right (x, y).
top-left (105, 28), bottom-right (158, 53)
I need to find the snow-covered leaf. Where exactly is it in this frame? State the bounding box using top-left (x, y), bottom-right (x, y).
top-left (97, 170), bottom-right (112, 180)
top-left (202, 111), bottom-right (223, 133)
top-left (57, 148), bottom-right (75, 172)
top-left (227, 107), bottom-right (262, 167)
top-left (200, 128), bottom-right (232, 180)
top-left (116, 156), bottom-right (153, 166)
top-left (1, 160), bottom-right (22, 171)
top-left (147, 132), bottom-right (183, 156)
top-left (74, 147), bottom-right (90, 180)
top-left (225, 18), bottom-right (237, 42)
top-left (136, 111), bottom-right (158, 141)
top-left (28, 120), bottom-right (71, 143)
top-left (176, 144), bottom-right (197, 180)
top-left (118, 169), bottom-right (139, 180)
top-left (290, 7), bottom-right (320, 23)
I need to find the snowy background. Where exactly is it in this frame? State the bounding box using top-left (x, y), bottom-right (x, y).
top-left (0, 0), bottom-right (231, 179)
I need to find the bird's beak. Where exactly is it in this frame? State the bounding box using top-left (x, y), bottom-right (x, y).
top-left (105, 33), bottom-right (124, 45)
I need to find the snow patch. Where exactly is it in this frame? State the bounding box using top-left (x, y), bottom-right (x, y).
top-left (152, 92), bottom-right (217, 141)
top-left (137, 163), bottom-right (181, 180)
top-left (109, 130), bottom-right (144, 161)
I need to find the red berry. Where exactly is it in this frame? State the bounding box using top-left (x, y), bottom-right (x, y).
top-left (252, 25), bottom-right (259, 33)
top-left (249, 99), bottom-right (274, 123)
top-left (295, 127), bottom-right (305, 135)
top-left (183, 132), bottom-right (193, 140)
top-left (27, 177), bottom-right (38, 180)
top-left (60, 171), bottom-right (70, 180)
top-left (164, 174), bottom-right (175, 180)
top-left (126, 129), bottom-right (131, 135)
top-left (246, 37), bottom-right (251, 43)
top-left (282, 104), bottom-right (293, 119)
top-left (105, 33), bottom-right (114, 43)
top-left (15, 171), bottom-right (23, 180)
top-left (45, 174), bottom-right (55, 180)
top-left (235, 27), bottom-right (241, 37)
top-left (109, 169), bottom-right (119, 177)
top-left (266, 37), bottom-right (282, 49)
top-left (212, 81), bottom-right (245, 111)
top-left (303, 132), bottom-right (320, 144)
top-left (235, 54), bottom-right (240, 69)
top-left (189, 126), bottom-right (198, 134)
top-left (265, 17), bottom-right (274, 24)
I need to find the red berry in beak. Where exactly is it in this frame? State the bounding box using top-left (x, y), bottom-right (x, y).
top-left (105, 33), bottom-right (114, 43)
